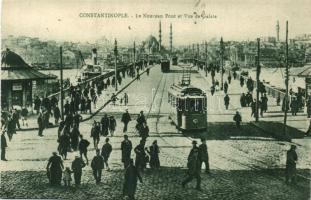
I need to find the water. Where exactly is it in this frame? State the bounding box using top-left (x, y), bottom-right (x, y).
top-left (39, 69), bottom-right (80, 85)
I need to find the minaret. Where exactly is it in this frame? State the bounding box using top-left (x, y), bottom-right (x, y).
top-left (276, 20), bottom-right (280, 42)
top-left (170, 23), bottom-right (173, 54)
top-left (159, 21), bottom-right (162, 52)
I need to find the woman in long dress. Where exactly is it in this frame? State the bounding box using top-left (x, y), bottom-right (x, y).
top-left (47, 152), bottom-right (64, 186)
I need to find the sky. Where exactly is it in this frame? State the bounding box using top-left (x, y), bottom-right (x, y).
top-left (2, 0), bottom-right (311, 46)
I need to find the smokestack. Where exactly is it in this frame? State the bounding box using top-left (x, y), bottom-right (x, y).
top-left (92, 48), bottom-right (97, 65)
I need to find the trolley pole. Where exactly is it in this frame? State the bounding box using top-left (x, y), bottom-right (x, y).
top-left (114, 39), bottom-right (118, 91)
top-left (220, 37), bottom-right (224, 90)
top-left (60, 46), bottom-right (64, 120)
top-left (133, 41), bottom-right (136, 71)
top-left (283, 21), bottom-right (289, 137)
top-left (255, 38), bottom-right (260, 122)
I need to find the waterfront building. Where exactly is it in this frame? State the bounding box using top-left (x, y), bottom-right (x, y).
top-left (1, 48), bottom-right (55, 110)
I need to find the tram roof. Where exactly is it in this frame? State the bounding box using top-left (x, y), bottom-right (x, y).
top-left (168, 83), bottom-right (206, 98)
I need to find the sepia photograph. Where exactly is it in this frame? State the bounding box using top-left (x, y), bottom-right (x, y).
top-left (1, 0), bottom-right (311, 199)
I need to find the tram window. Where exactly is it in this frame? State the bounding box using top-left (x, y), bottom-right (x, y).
top-left (185, 98), bottom-right (189, 111)
top-left (190, 99), bottom-right (195, 112)
top-left (178, 98), bottom-right (184, 111)
top-left (195, 99), bottom-right (203, 112)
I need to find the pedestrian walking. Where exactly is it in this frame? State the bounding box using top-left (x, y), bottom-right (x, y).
top-left (46, 152), bottom-right (64, 186)
top-left (78, 135), bottom-right (90, 165)
top-left (101, 114), bottom-right (110, 136)
top-left (70, 124), bottom-right (80, 151)
top-left (210, 85), bottom-right (215, 96)
top-left (240, 93), bottom-right (247, 107)
top-left (198, 138), bottom-right (210, 173)
top-left (147, 140), bottom-right (160, 169)
top-left (21, 107), bottom-right (28, 127)
top-left (73, 112), bottom-right (83, 128)
top-left (86, 97), bottom-right (92, 114)
top-left (34, 96), bottom-right (41, 114)
top-left (71, 155), bottom-right (86, 186)
top-left (53, 105), bottom-right (61, 125)
top-left (7, 117), bottom-right (16, 141)
top-left (58, 132), bottom-right (70, 160)
top-left (246, 92), bottom-right (253, 107)
top-left (290, 97), bottom-right (299, 116)
top-left (228, 73), bottom-right (232, 84)
top-left (123, 159), bottom-right (143, 200)
top-left (109, 116), bottom-right (117, 136)
top-left (124, 93), bottom-right (129, 106)
top-left (121, 109), bottom-right (131, 133)
top-left (121, 135), bottom-right (132, 168)
top-left (91, 149), bottom-right (105, 184)
top-left (286, 145), bottom-right (298, 185)
top-left (140, 122), bottom-right (149, 140)
top-left (233, 111), bottom-right (242, 128)
top-left (182, 141), bottom-right (201, 191)
top-left (101, 138), bottom-right (112, 170)
top-left (63, 167), bottom-right (72, 187)
top-left (224, 81), bottom-right (229, 94)
top-left (134, 139), bottom-right (148, 172)
top-left (12, 109), bottom-right (20, 130)
top-left (224, 94), bottom-right (230, 110)
top-left (91, 121), bottom-right (100, 149)
top-left (136, 111), bottom-right (146, 134)
top-left (1, 131), bottom-right (8, 161)
top-left (38, 113), bottom-right (44, 137)
top-left (240, 76), bottom-right (244, 87)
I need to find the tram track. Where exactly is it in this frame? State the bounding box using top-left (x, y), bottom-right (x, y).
top-left (141, 66), bottom-right (308, 192)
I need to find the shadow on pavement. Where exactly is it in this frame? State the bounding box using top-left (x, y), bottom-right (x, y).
top-left (1, 168), bottom-right (310, 200)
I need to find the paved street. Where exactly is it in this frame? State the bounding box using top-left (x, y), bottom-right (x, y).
top-left (1, 64), bottom-right (310, 199)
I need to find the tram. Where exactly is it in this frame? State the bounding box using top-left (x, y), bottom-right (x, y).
top-left (168, 83), bottom-right (207, 131)
top-left (161, 59), bottom-right (170, 72)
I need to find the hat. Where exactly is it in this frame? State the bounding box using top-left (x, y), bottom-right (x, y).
top-left (192, 140), bottom-right (197, 144)
top-left (52, 152), bottom-right (58, 155)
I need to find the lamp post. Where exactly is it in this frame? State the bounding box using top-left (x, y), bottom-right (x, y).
top-left (60, 46), bottom-right (64, 120)
top-left (114, 39), bottom-right (118, 91)
top-left (220, 37), bottom-right (224, 90)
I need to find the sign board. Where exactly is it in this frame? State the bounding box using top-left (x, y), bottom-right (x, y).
top-left (12, 83), bottom-right (22, 91)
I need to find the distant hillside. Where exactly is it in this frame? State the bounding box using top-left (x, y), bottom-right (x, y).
top-left (2, 35), bottom-right (112, 69)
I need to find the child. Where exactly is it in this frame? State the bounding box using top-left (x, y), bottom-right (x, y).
top-left (63, 167), bottom-right (72, 187)
top-left (21, 107), bottom-right (28, 127)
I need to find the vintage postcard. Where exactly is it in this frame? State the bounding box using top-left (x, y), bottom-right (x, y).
top-left (1, 0), bottom-right (311, 199)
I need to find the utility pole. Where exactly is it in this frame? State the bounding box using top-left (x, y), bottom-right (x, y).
top-left (205, 41), bottom-right (208, 77)
top-left (133, 41), bottom-right (136, 72)
top-left (114, 39), bottom-right (118, 91)
top-left (197, 43), bottom-right (200, 70)
top-left (60, 46), bottom-right (64, 120)
top-left (170, 23), bottom-right (173, 56)
top-left (256, 38), bottom-right (261, 122)
top-left (284, 21), bottom-right (289, 137)
top-left (192, 44), bottom-right (195, 65)
top-left (159, 21), bottom-right (162, 52)
top-left (220, 37), bottom-right (224, 90)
